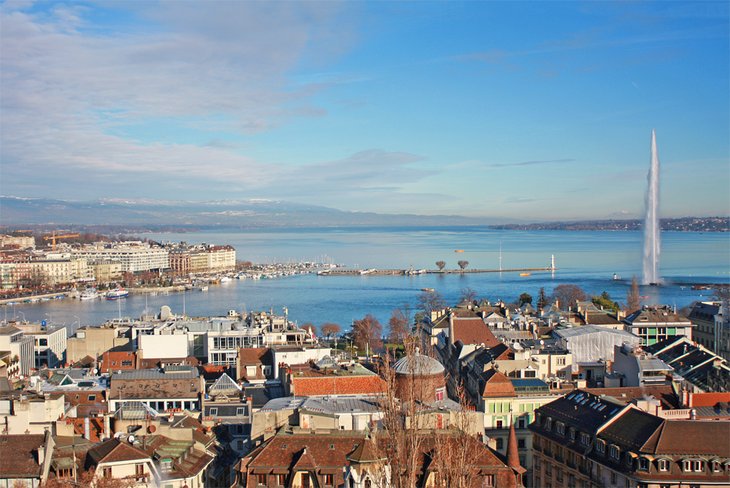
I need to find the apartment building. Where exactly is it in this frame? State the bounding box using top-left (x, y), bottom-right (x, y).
top-left (72, 241), bottom-right (169, 273)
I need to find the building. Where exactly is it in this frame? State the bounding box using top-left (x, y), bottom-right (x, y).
top-left (67, 325), bottom-right (131, 364)
top-left (0, 325), bottom-right (35, 377)
top-left (239, 429), bottom-right (523, 488)
top-left (0, 390), bottom-right (65, 435)
top-left (16, 324), bottom-right (67, 369)
top-left (644, 336), bottom-right (730, 392)
top-left (0, 432), bottom-right (53, 487)
top-left (688, 301), bottom-right (730, 361)
top-left (72, 241), bottom-right (169, 273)
top-left (168, 244), bottom-right (236, 274)
top-left (612, 343), bottom-right (674, 387)
top-left (108, 366), bottom-right (203, 413)
top-left (553, 325), bottom-right (640, 364)
top-left (91, 261), bottom-right (123, 283)
top-left (0, 235), bottom-right (36, 250)
top-left (623, 305), bottom-right (695, 346)
top-left (284, 361), bottom-right (386, 397)
top-left (530, 390), bottom-right (730, 488)
top-left (392, 352), bottom-right (447, 402)
top-left (480, 370), bottom-right (560, 486)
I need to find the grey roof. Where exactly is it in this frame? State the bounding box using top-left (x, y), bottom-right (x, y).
top-left (638, 358), bottom-right (672, 372)
top-left (112, 367), bottom-right (199, 381)
top-left (555, 325), bottom-right (637, 339)
top-left (260, 396), bottom-right (306, 412)
top-left (300, 395), bottom-right (383, 415)
top-left (393, 353), bottom-right (445, 376)
top-left (0, 326), bottom-right (22, 336)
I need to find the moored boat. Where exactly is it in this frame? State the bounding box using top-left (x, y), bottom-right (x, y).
top-left (106, 288), bottom-right (129, 300)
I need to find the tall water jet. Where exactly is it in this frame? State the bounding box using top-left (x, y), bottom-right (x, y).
top-left (642, 129), bottom-right (661, 285)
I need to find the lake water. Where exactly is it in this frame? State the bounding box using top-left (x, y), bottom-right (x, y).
top-left (5, 228), bottom-right (729, 333)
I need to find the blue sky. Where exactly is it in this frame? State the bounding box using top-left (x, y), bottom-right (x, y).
top-left (1, 1), bottom-right (728, 220)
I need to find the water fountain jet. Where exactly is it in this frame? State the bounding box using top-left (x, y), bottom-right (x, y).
top-left (642, 130), bottom-right (661, 286)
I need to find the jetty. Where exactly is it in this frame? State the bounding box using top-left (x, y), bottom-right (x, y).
top-left (316, 267), bottom-right (556, 277)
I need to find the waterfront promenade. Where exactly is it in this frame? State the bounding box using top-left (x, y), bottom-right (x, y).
top-left (317, 267), bottom-right (556, 276)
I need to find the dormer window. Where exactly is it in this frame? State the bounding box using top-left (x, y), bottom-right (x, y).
top-left (639, 458), bottom-right (650, 471)
top-left (580, 433), bottom-right (591, 446)
top-left (657, 459), bottom-right (670, 472)
top-left (683, 460), bottom-right (704, 472)
top-left (545, 417), bottom-right (552, 430)
top-left (712, 461), bottom-right (722, 473)
top-left (609, 445), bottom-right (620, 460)
top-left (556, 422), bottom-right (565, 435)
top-left (596, 440), bottom-right (606, 455)
top-left (568, 427), bottom-right (576, 441)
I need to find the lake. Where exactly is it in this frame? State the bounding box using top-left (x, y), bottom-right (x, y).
top-left (5, 228), bottom-right (729, 333)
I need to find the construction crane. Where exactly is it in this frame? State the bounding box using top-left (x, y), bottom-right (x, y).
top-left (43, 232), bottom-right (80, 250)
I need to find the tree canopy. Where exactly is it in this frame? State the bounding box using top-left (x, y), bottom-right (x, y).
top-left (352, 314), bottom-right (383, 353)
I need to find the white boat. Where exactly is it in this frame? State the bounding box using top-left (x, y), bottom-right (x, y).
top-left (80, 288), bottom-right (99, 300)
top-left (220, 276), bottom-right (232, 283)
top-left (106, 288), bottom-right (129, 300)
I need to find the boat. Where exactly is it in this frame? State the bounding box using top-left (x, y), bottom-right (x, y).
top-left (612, 273), bottom-right (621, 281)
top-left (220, 276), bottom-right (232, 283)
top-left (519, 272), bottom-right (531, 277)
top-left (421, 288), bottom-right (435, 293)
top-left (106, 288), bottom-right (129, 300)
top-left (454, 249), bottom-right (464, 253)
top-left (80, 288), bottom-right (99, 300)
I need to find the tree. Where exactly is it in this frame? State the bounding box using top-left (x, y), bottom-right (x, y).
top-left (417, 289), bottom-right (445, 314)
top-left (352, 314), bottom-right (383, 353)
top-left (320, 322), bottom-right (341, 339)
top-left (592, 291), bottom-right (620, 312)
top-left (551, 284), bottom-right (587, 311)
top-left (457, 260), bottom-right (469, 271)
top-left (460, 287), bottom-right (478, 305)
top-left (435, 260), bottom-right (446, 271)
top-left (518, 292), bottom-right (532, 306)
top-left (626, 276), bottom-right (641, 312)
top-left (388, 309), bottom-right (410, 344)
top-left (301, 322), bottom-right (317, 337)
top-left (537, 287), bottom-right (548, 309)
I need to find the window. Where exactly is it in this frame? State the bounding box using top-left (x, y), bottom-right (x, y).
top-left (596, 440), bottom-right (606, 455)
top-left (496, 419), bottom-right (503, 429)
top-left (237, 407), bottom-right (245, 416)
top-left (209, 407), bottom-right (218, 416)
top-left (639, 458), bottom-right (649, 471)
top-left (323, 473), bottom-right (334, 486)
top-left (301, 473), bottom-right (310, 488)
top-left (135, 463), bottom-right (145, 482)
top-left (683, 460), bottom-right (703, 472)
top-left (88, 394), bottom-right (96, 401)
top-left (556, 422), bottom-right (565, 435)
top-left (610, 471), bottom-right (617, 484)
top-left (569, 427), bottom-right (576, 441)
top-left (518, 438), bottom-right (526, 449)
top-left (277, 474), bottom-right (286, 486)
top-left (580, 432), bottom-right (591, 446)
top-left (657, 459), bottom-right (670, 471)
top-left (102, 467), bottom-right (112, 479)
top-left (610, 445), bottom-right (620, 460)
top-left (483, 474), bottom-right (495, 487)
top-left (496, 438), bottom-right (503, 450)
top-left (545, 417), bottom-right (553, 430)
top-left (712, 461), bottom-right (722, 473)
top-left (257, 473), bottom-right (267, 485)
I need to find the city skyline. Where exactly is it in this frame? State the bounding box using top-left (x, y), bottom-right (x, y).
top-left (1, 1), bottom-right (728, 221)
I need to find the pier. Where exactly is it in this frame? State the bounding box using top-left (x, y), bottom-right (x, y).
top-left (317, 267), bottom-right (556, 277)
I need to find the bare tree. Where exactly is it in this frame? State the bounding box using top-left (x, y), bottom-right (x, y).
top-left (435, 260), bottom-right (446, 271)
top-left (460, 287), bottom-right (478, 305)
top-left (388, 309), bottom-right (410, 344)
top-left (320, 322), bottom-right (341, 340)
top-left (626, 276), bottom-right (641, 312)
top-left (352, 314), bottom-right (383, 354)
top-left (551, 284), bottom-right (587, 311)
top-left (417, 289), bottom-right (445, 314)
top-left (457, 260), bottom-right (469, 271)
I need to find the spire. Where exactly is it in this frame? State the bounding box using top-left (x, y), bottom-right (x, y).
top-left (507, 423), bottom-right (520, 469)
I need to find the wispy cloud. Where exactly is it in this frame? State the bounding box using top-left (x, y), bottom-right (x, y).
top-left (487, 158), bottom-right (575, 168)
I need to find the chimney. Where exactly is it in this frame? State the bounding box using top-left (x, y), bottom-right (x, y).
top-left (449, 312), bottom-right (455, 345)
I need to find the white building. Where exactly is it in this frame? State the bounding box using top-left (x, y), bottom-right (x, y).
top-left (0, 325), bottom-right (35, 376)
top-left (16, 324), bottom-right (67, 369)
top-left (72, 241), bottom-right (169, 273)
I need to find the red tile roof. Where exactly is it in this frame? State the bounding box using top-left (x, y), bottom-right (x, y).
top-left (451, 317), bottom-right (501, 347)
top-left (291, 375), bottom-right (386, 396)
top-left (689, 392), bottom-right (730, 407)
top-left (87, 438), bottom-right (151, 466)
top-left (481, 369), bottom-right (517, 398)
top-left (0, 434), bottom-right (45, 478)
